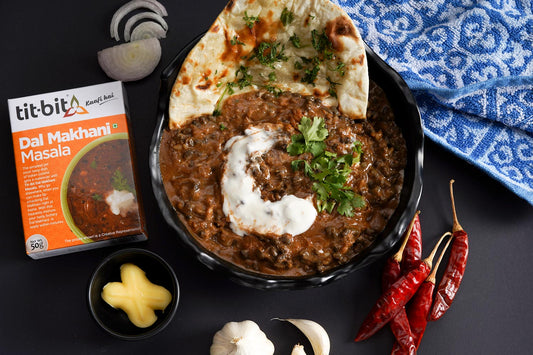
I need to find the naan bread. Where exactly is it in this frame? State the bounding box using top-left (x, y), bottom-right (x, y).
top-left (169, 0), bottom-right (368, 129)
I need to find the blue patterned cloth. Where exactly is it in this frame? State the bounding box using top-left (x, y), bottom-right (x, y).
top-left (334, 0), bottom-right (533, 204)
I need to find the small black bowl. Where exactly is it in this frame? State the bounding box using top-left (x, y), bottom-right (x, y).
top-left (88, 248), bottom-right (179, 340)
top-left (149, 34), bottom-right (423, 289)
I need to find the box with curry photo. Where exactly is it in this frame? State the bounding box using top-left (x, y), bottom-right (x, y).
top-left (8, 81), bottom-right (147, 259)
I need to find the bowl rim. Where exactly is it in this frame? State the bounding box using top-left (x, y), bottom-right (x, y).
top-left (87, 247), bottom-right (180, 340)
top-left (149, 33), bottom-right (423, 289)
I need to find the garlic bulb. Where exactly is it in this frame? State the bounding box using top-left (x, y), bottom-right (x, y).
top-left (291, 344), bottom-right (307, 355)
top-left (210, 320), bottom-right (275, 355)
top-left (276, 319), bottom-right (330, 355)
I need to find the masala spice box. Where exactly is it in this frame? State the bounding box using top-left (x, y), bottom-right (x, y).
top-left (8, 81), bottom-right (147, 259)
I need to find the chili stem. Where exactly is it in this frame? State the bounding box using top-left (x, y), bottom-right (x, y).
top-left (449, 179), bottom-right (463, 232)
top-left (423, 231), bottom-right (452, 270)
top-left (427, 234), bottom-right (453, 284)
top-left (393, 211), bottom-right (421, 263)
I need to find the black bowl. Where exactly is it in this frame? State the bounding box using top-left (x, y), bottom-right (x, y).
top-left (149, 34), bottom-right (423, 290)
top-left (88, 248), bottom-right (180, 339)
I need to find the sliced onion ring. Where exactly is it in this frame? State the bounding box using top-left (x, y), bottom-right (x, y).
top-left (124, 12), bottom-right (168, 42)
top-left (130, 21), bottom-right (167, 41)
top-left (97, 38), bottom-right (161, 82)
top-left (110, 0), bottom-right (167, 41)
top-left (146, 0), bottom-right (168, 16)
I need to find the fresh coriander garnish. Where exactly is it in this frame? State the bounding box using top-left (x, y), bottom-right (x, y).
top-left (331, 61), bottom-right (346, 76)
top-left (230, 35), bottom-right (245, 46)
top-left (287, 116), bottom-right (366, 216)
top-left (213, 66), bottom-right (255, 116)
top-left (287, 116), bottom-right (328, 156)
top-left (264, 84), bottom-right (283, 97)
top-left (280, 7), bottom-right (294, 26)
top-left (92, 193), bottom-right (103, 201)
top-left (235, 65), bottom-right (253, 89)
top-left (213, 82), bottom-right (236, 116)
top-left (300, 56), bottom-right (313, 64)
top-left (301, 56), bottom-right (321, 85)
top-left (294, 28), bottom-right (341, 90)
top-left (268, 71), bottom-right (276, 82)
top-left (220, 123), bottom-right (227, 130)
top-left (226, 82), bottom-right (236, 95)
top-left (301, 65), bottom-right (320, 85)
top-left (311, 29), bottom-right (334, 59)
top-left (111, 168), bottom-right (134, 194)
top-left (243, 11), bottom-right (260, 28)
top-left (289, 34), bottom-right (302, 48)
top-left (353, 140), bottom-right (363, 163)
top-left (327, 76), bottom-right (341, 98)
top-left (249, 41), bottom-right (288, 68)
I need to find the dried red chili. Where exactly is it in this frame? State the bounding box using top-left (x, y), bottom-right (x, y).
top-left (384, 278), bottom-right (416, 353)
top-left (382, 211), bottom-right (420, 289)
top-left (355, 232), bottom-right (450, 342)
top-left (382, 212), bottom-right (420, 354)
top-left (401, 212), bottom-right (422, 271)
top-left (389, 311), bottom-right (416, 355)
top-left (429, 180), bottom-right (469, 321)
top-left (407, 234), bottom-right (453, 349)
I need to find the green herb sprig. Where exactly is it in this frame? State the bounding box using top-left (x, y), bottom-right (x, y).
top-left (249, 41), bottom-right (288, 68)
top-left (230, 35), bottom-right (245, 46)
top-left (311, 29), bottom-right (334, 60)
top-left (280, 8), bottom-right (294, 26)
top-left (213, 81), bottom-right (236, 116)
top-left (301, 57), bottom-right (321, 85)
top-left (111, 168), bottom-right (134, 194)
top-left (213, 65), bottom-right (254, 115)
top-left (288, 116), bottom-right (365, 216)
top-left (289, 34), bottom-right (302, 48)
top-left (235, 65), bottom-right (253, 89)
top-left (243, 11), bottom-right (260, 28)
top-left (326, 76), bottom-right (341, 98)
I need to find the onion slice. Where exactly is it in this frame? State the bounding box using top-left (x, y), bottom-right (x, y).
top-left (145, 0), bottom-right (168, 16)
top-left (124, 12), bottom-right (168, 42)
top-left (97, 38), bottom-right (161, 82)
top-left (130, 21), bottom-right (167, 41)
top-left (110, 0), bottom-right (167, 41)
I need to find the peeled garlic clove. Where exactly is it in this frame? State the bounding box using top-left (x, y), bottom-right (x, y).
top-left (291, 344), bottom-right (307, 355)
top-left (276, 319), bottom-right (330, 355)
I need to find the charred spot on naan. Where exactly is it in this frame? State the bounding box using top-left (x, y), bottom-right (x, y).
top-left (196, 81), bottom-right (213, 90)
top-left (253, 12), bottom-right (283, 41)
top-left (221, 29), bottom-right (250, 63)
top-left (352, 54), bottom-right (365, 66)
top-left (225, 0), bottom-right (235, 12)
top-left (326, 16), bottom-right (358, 52)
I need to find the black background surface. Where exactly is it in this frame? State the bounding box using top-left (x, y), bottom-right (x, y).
top-left (1, 1), bottom-right (532, 354)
